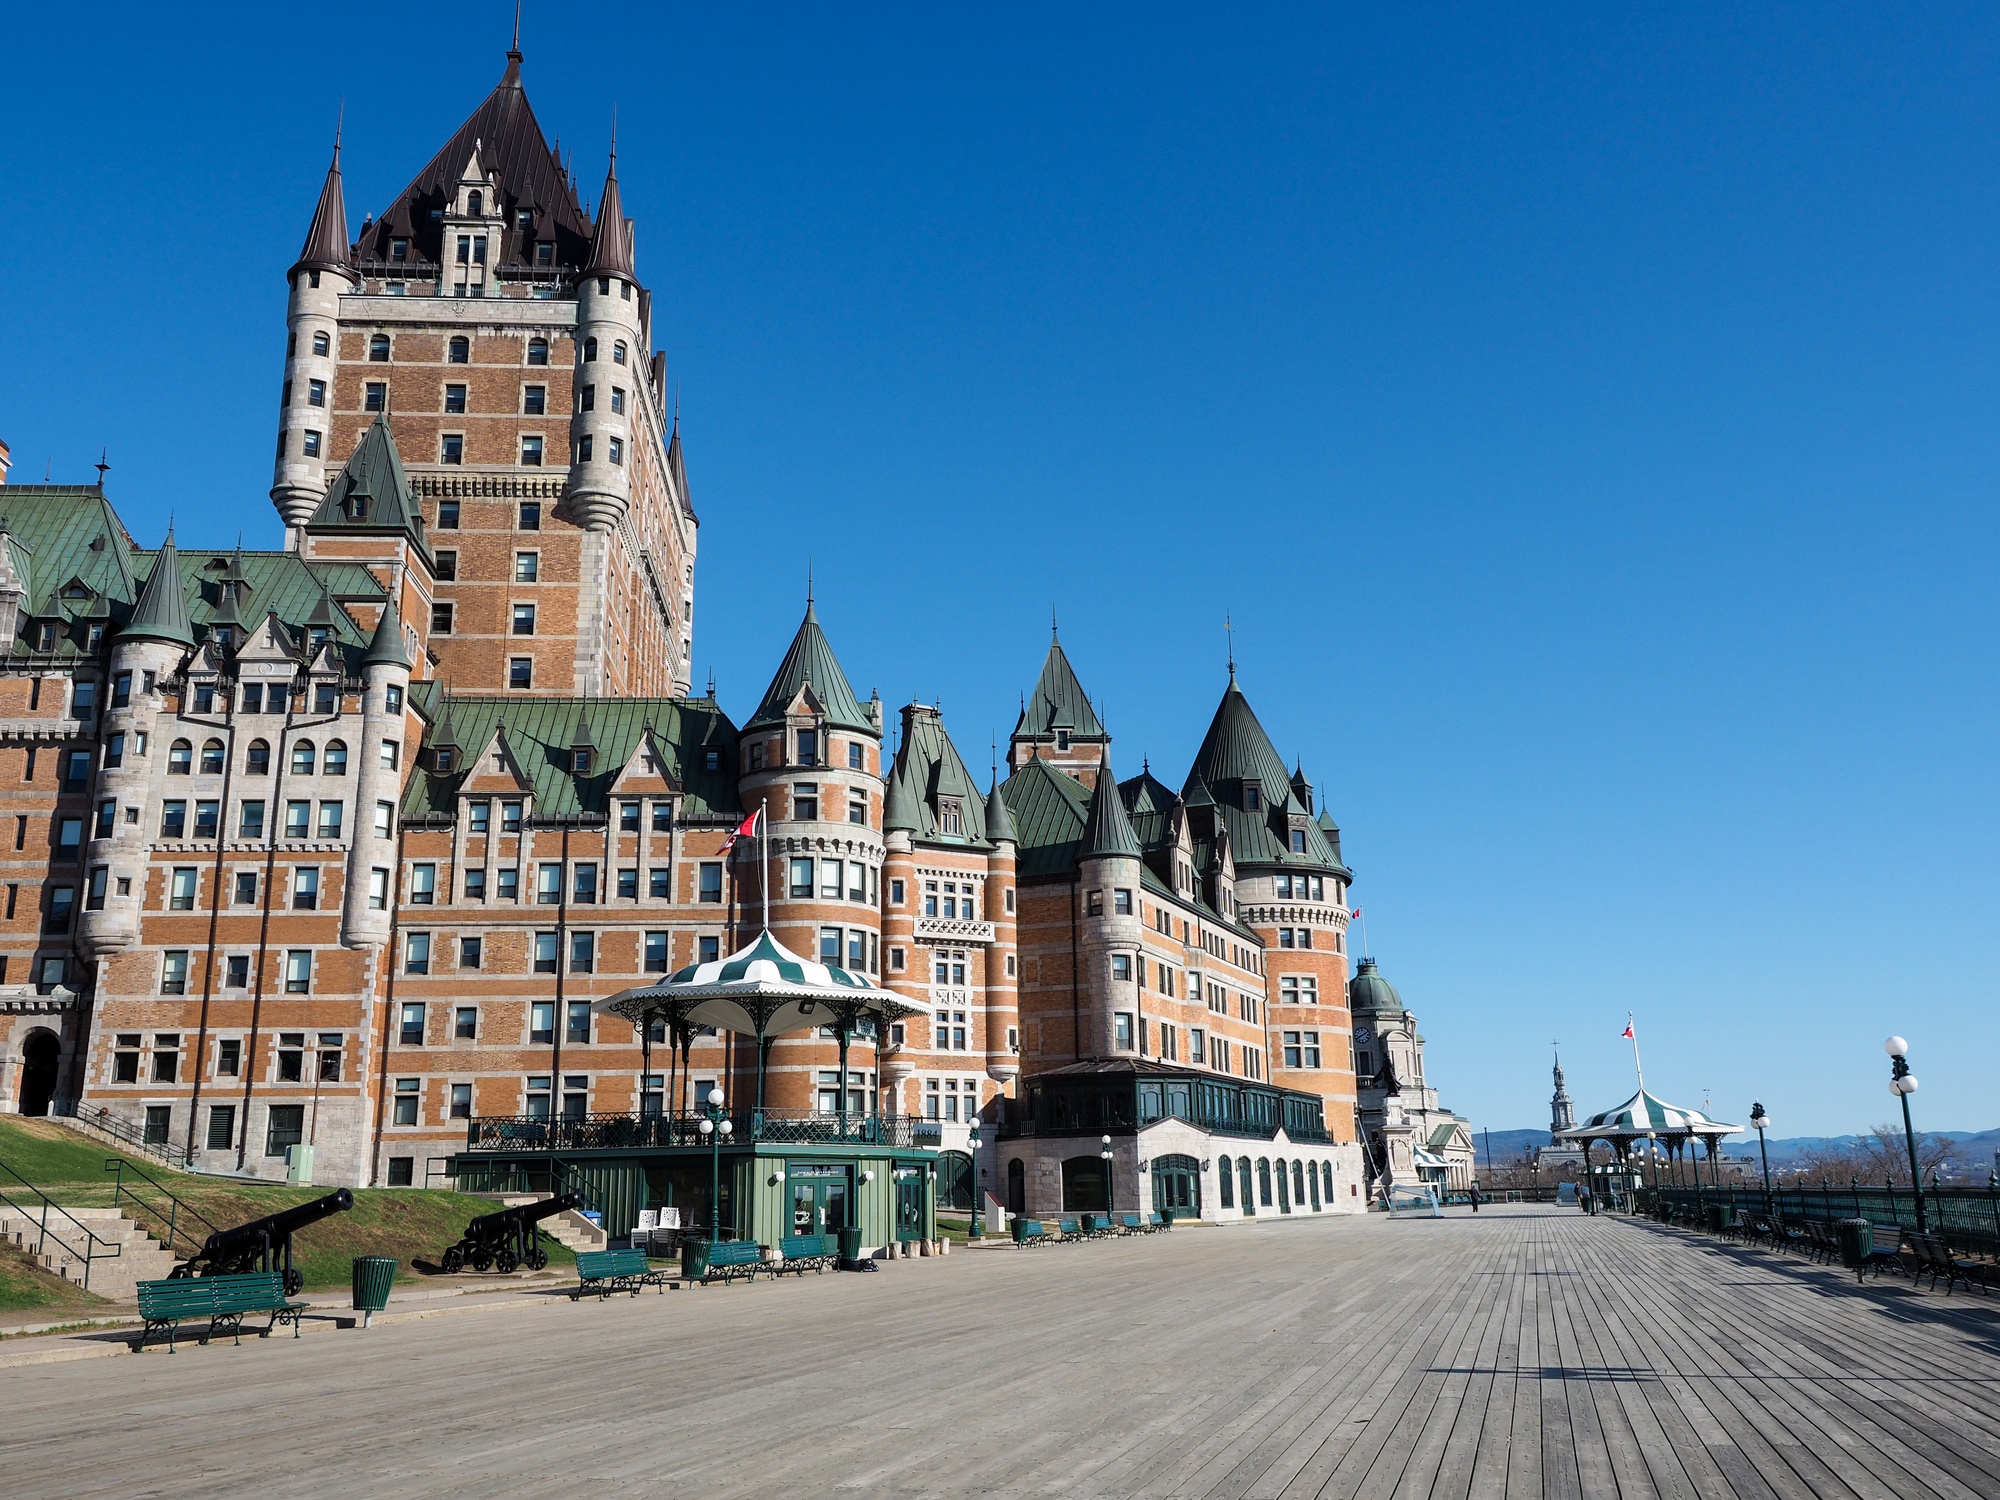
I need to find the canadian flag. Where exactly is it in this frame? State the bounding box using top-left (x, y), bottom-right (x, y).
top-left (721, 807), bottom-right (760, 854)
top-left (1621, 1021), bottom-right (1636, 1039)
top-left (1349, 906), bottom-right (1361, 920)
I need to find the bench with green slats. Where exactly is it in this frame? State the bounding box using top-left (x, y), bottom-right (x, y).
top-left (135, 1272), bottom-right (307, 1353)
top-left (574, 1248), bottom-right (669, 1300)
top-left (776, 1234), bottom-right (839, 1274)
top-left (689, 1238), bottom-right (766, 1285)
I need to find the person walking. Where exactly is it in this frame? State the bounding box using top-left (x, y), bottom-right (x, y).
top-left (1577, 1182), bottom-right (1592, 1215)
top-left (1469, 1181), bottom-right (1483, 1214)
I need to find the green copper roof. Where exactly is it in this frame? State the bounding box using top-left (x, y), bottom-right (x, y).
top-left (985, 776), bottom-right (1017, 845)
top-left (1013, 633), bottom-right (1106, 740)
top-left (309, 415), bottom-right (428, 552)
top-left (403, 693), bottom-right (741, 821)
top-left (122, 530), bottom-right (196, 647)
top-left (1081, 755), bottom-right (1142, 859)
top-left (1348, 958), bottom-right (1403, 1016)
top-left (1183, 675), bottom-right (1347, 876)
top-left (362, 594), bottom-right (409, 670)
top-left (999, 756), bottom-right (1093, 878)
top-left (744, 601), bottom-right (873, 735)
top-left (884, 704), bottom-right (990, 847)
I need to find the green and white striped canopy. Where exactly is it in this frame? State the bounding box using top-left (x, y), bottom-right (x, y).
top-left (600, 930), bottom-right (925, 1037)
top-left (1557, 1089), bottom-right (1740, 1142)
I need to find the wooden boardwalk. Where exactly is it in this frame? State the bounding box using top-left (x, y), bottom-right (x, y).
top-left (4, 1205), bottom-right (1998, 1498)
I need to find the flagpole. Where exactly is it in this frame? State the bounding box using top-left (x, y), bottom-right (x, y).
top-left (1628, 1011), bottom-right (1644, 1093)
top-left (760, 796), bottom-right (770, 934)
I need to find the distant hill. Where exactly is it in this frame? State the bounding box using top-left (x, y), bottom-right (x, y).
top-left (1480, 1125), bottom-right (2000, 1170)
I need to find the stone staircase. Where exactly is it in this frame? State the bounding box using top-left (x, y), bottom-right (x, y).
top-left (495, 1194), bottom-right (608, 1254)
top-left (0, 1204), bottom-right (180, 1302)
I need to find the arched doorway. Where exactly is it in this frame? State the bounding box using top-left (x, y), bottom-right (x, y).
top-left (1150, 1153), bottom-right (1200, 1220)
top-left (937, 1151), bottom-right (973, 1212)
top-left (18, 1029), bottom-right (60, 1116)
top-left (1060, 1155), bottom-right (1108, 1213)
top-left (1006, 1157), bottom-right (1025, 1215)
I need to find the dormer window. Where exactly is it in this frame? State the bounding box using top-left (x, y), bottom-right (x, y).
top-left (535, 242), bottom-right (553, 265)
top-left (1244, 782), bottom-right (1261, 811)
top-left (436, 749), bottom-right (454, 773)
top-left (573, 750), bottom-right (591, 774)
top-left (390, 238), bottom-right (408, 262)
top-left (517, 209), bottom-right (533, 232)
top-left (939, 798), bottom-right (963, 836)
top-left (1290, 829), bottom-right (1307, 854)
top-left (796, 728), bottom-right (818, 765)
top-left (468, 189), bottom-right (483, 216)
top-left (1055, 729), bottom-right (1071, 751)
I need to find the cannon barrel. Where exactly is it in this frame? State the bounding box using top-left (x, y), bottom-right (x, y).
top-left (463, 1191), bottom-right (583, 1241)
top-left (198, 1188), bottom-right (355, 1259)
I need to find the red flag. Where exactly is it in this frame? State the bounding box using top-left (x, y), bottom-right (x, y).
top-left (721, 808), bottom-right (759, 853)
top-left (1620, 1022), bottom-right (1635, 1039)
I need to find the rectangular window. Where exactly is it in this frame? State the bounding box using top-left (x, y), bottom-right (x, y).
top-left (225, 955), bottom-right (250, 988)
top-left (848, 861), bottom-right (866, 901)
top-left (440, 433), bottom-right (463, 464)
top-left (497, 868), bottom-right (519, 901)
top-left (525, 1077), bottom-right (551, 1119)
top-left (463, 868), bottom-right (486, 901)
top-left (651, 801), bottom-right (672, 832)
top-left (819, 926), bottom-right (841, 963)
top-left (380, 739), bottom-right (399, 771)
top-left (617, 867), bottom-right (637, 899)
top-left (316, 800), bottom-right (342, 838)
top-left (285, 950), bottom-right (311, 993)
top-left (449, 1083), bottom-right (472, 1120)
top-left (285, 800), bottom-right (310, 838)
top-left (793, 784), bottom-right (818, 821)
top-left (698, 863), bottom-right (722, 903)
top-left (820, 860), bottom-right (842, 900)
top-left (519, 502), bottom-right (541, 530)
top-left (162, 801), bottom-right (187, 839)
top-left (648, 867), bottom-right (670, 898)
top-left (410, 863), bottom-right (436, 905)
top-left (431, 602), bottom-right (454, 635)
top-left (607, 436), bottom-right (623, 465)
top-left (520, 435), bottom-right (543, 466)
top-left (572, 864), bottom-right (597, 903)
top-left (523, 385), bottom-right (546, 415)
top-left (514, 551), bottom-right (541, 584)
top-left (206, 1104), bottom-right (236, 1150)
top-left (235, 871), bottom-right (258, 905)
top-left (533, 932), bottom-right (558, 974)
top-left (364, 381), bottom-right (386, 412)
top-left (501, 801), bottom-right (523, 833)
top-left (698, 936), bottom-right (720, 963)
top-left (169, 866), bottom-right (198, 910)
top-left (303, 430), bottom-right (321, 457)
top-left (566, 997), bottom-right (591, 1038)
top-left (292, 867), bottom-right (319, 909)
top-left (1110, 953), bottom-right (1131, 982)
top-left (610, 386), bottom-right (626, 414)
top-left (160, 950), bottom-right (189, 996)
top-left (113, 671), bottom-right (132, 707)
top-left (1114, 889), bottom-right (1133, 915)
top-left (537, 863), bottom-right (562, 904)
top-left (847, 792), bottom-right (867, 825)
top-left (438, 501), bottom-right (460, 529)
top-left (400, 1003), bottom-right (426, 1045)
top-left (1114, 1013), bottom-right (1135, 1050)
top-left (509, 658), bottom-right (533, 690)
top-left (405, 932), bottom-right (431, 975)
top-left (455, 1006), bottom-right (478, 1039)
top-left (444, 383), bottom-right (467, 414)
top-left (530, 1002), bottom-right (555, 1044)
top-left (265, 1106), bottom-right (305, 1158)
top-left (393, 1079), bottom-right (420, 1127)
top-left (644, 931), bottom-right (670, 972)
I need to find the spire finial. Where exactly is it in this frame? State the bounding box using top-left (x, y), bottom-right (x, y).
top-left (93, 450), bottom-right (109, 488)
top-left (806, 558), bottom-right (813, 608)
top-left (610, 105), bottom-right (618, 164)
top-left (512, 0), bottom-right (522, 52)
top-left (334, 100), bottom-right (344, 157)
top-left (1225, 612), bottom-right (1235, 679)
top-left (1051, 606), bottom-right (1059, 642)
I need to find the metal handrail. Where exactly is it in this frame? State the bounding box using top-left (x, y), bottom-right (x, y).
top-left (104, 1158), bottom-right (221, 1260)
top-left (52, 1101), bottom-right (193, 1170)
top-left (0, 1160), bottom-right (123, 1291)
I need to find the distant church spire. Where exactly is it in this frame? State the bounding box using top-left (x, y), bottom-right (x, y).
top-left (1549, 1043), bottom-right (1576, 1137)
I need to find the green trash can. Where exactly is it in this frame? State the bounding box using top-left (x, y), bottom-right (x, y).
top-left (837, 1226), bottom-right (864, 1266)
top-left (1705, 1203), bottom-right (1730, 1235)
top-left (1010, 1216), bottom-right (1039, 1245)
top-left (352, 1256), bottom-right (397, 1327)
top-left (1835, 1217), bottom-right (1873, 1272)
top-left (682, 1238), bottom-right (714, 1283)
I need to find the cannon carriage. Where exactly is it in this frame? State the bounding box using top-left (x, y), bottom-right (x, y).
top-left (441, 1192), bottom-right (583, 1274)
top-left (171, 1189), bottom-right (355, 1296)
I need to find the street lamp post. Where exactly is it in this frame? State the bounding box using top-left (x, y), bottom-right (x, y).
top-left (1100, 1134), bottom-right (1115, 1214)
top-left (1884, 1037), bottom-right (1928, 1234)
top-left (696, 1084), bottom-right (734, 1242)
top-left (1750, 1103), bottom-right (1774, 1221)
top-left (966, 1119), bottom-right (984, 1239)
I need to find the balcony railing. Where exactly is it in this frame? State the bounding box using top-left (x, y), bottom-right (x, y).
top-left (464, 1109), bottom-right (920, 1153)
top-left (914, 916), bottom-right (996, 944)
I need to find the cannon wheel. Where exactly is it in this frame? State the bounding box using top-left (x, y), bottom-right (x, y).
top-left (283, 1267), bottom-right (303, 1297)
top-left (495, 1246), bottom-right (518, 1274)
top-left (524, 1246), bottom-right (548, 1271)
top-left (471, 1247), bottom-right (494, 1272)
top-left (441, 1245), bottom-right (465, 1274)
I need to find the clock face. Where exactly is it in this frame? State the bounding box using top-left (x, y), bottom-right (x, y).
top-left (1354, 1026), bottom-right (1373, 1042)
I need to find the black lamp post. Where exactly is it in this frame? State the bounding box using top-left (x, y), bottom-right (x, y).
top-left (696, 1084), bottom-right (734, 1242)
top-left (1884, 1036), bottom-right (1928, 1234)
top-left (966, 1118), bottom-right (984, 1238)
top-left (1750, 1102), bottom-right (1774, 1220)
top-left (1100, 1134), bottom-right (1115, 1214)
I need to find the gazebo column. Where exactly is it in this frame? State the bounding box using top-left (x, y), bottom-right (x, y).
top-left (756, 1034), bottom-right (772, 1116)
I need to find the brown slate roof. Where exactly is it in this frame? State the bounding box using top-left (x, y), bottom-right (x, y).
top-left (584, 149), bottom-right (635, 276)
top-left (294, 140), bottom-right (352, 277)
top-left (354, 49), bottom-right (594, 272)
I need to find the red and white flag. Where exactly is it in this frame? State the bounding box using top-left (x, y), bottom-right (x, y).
top-left (1620, 1021), bottom-right (1636, 1040)
top-left (721, 807), bottom-right (760, 854)
top-left (1349, 906), bottom-right (1361, 920)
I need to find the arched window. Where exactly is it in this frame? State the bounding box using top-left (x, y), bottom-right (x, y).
top-left (1239, 1158), bottom-right (1255, 1215)
top-left (468, 189), bottom-right (483, 216)
top-left (246, 739), bottom-right (270, 775)
top-left (1275, 1159), bottom-right (1290, 1212)
top-left (583, 336), bottom-right (598, 363)
top-left (1218, 1156), bottom-right (1234, 1209)
top-left (612, 340), bottom-right (627, 365)
top-left (324, 740), bottom-right (348, 776)
top-left (291, 740), bottom-right (316, 775)
top-left (311, 331), bottom-right (329, 357)
top-left (448, 336), bottom-right (469, 365)
top-left (1322, 1161), bottom-right (1334, 1202)
top-left (369, 334), bottom-right (390, 362)
top-left (1308, 1162), bottom-right (1321, 1211)
top-left (200, 740), bottom-right (225, 774)
top-left (1257, 1158), bottom-right (1273, 1208)
top-left (527, 337), bottom-right (548, 366)
top-left (167, 739), bottom-right (192, 775)
top-left (1293, 1161), bottom-right (1306, 1207)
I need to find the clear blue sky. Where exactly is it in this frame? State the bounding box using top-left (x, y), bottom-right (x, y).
top-left (3, 5), bottom-right (1994, 1136)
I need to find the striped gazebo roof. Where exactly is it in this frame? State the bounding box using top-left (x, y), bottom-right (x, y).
top-left (1556, 1089), bottom-right (1740, 1142)
top-left (599, 930), bottom-right (925, 1037)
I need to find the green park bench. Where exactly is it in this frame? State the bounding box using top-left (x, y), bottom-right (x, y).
top-left (1146, 1212), bottom-right (1169, 1231)
top-left (573, 1248), bottom-right (669, 1300)
top-left (134, 1272), bottom-right (307, 1353)
top-left (1010, 1218), bottom-right (1050, 1247)
top-left (776, 1234), bottom-right (839, 1275)
top-left (1116, 1213), bottom-right (1143, 1233)
top-left (687, 1238), bottom-right (766, 1286)
top-left (1055, 1216), bottom-right (1083, 1242)
top-left (1082, 1213), bottom-right (1116, 1238)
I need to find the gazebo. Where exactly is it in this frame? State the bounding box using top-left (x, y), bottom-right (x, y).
top-left (1556, 1088), bottom-right (1741, 1197)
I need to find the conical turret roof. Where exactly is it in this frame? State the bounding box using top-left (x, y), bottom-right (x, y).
top-left (1014, 632), bottom-right (1106, 740)
top-left (1081, 752), bottom-right (1142, 859)
top-left (362, 595), bottom-right (409, 670)
top-left (294, 137), bottom-right (352, 277)
top-left (584, 146), bottom-right (635, 276)
top-left (744, 600), bottom-right (872, 735)
top-left (884, 768), bottom-right (922, 833)
top-left (986, 776), bottom-right (1018, 845)
top-left (121, 530), bottom-right (195, 648)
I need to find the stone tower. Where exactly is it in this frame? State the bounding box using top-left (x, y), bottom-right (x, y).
top-left (1549, 1045), bottom-right (1576, 1137)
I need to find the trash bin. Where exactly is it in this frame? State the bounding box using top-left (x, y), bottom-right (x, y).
top-left (1706, 1203), bottom-right (1731, 1235)
top-left (352, 1256), bottom-right (397, 1328)
top-left (1835, 1217), bottom-right (1873, 1271)
top-left (682, 1238), bottom-right (713, 1282)
top-left (837, 1226), bottom-right (864, 1266)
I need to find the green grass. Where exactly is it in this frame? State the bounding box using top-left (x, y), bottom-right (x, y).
top-left (0, 1242), bottom-right (108, 1312)
top-left (0, 1118), bottom-right (575, 1291)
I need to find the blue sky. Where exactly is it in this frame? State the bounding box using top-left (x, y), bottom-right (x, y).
top-left (2, 6), bottom-right (1995, 1135)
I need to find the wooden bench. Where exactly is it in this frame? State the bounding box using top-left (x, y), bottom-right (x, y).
top-left (688, 1239), bottom-right (766, 1286)
top-left (574, 1248), bottom-right (669, 1300)
top-left (135, 1272), bottom-right (307, 1353)
top-left (1011, 1218), bottom-right (1051, 1247)
top-left (776, 1233), bottom-right (839, 1275)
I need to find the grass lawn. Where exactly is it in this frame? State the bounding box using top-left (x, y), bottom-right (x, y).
top-left (0, 1242), bottom-right (109, 1312)
top-left (0, 1119), bottom-right (574, 1291)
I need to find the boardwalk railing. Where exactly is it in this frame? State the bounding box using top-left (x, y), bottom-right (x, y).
top-left (1651, 1184), bottom-right (2000, 1257)
top-left (464, 1109), bottom-right (919, 1153)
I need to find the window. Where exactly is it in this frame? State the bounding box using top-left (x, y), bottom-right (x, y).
top-left (265, 1106), bottom-right (305, 1158)
top-left (316, 800), bottom-right (343, 838)
top-left (314, 681), bottom-right (338, 715)
top-left (848, 791), bottom-right (867, 825)
top-left (530, 1000), bottom-right (555, 1042)
top-left (519, 502), bottom-right (541, 530)
top-left (1282, 1031), bottom-right (1321, 1069)
top-left (644, 931), bottom-right (670, 973)
top-left (364, 380), bottom-right (386, 412)
top-left (583, 336), bottom-right (598, 362)
top-left (399, 1001), bottom-right (427, 1045)
top-left (561, 1076), bottom-right (589, 1122)
top-left (1114, 889), bottom-right (1133, 915)
top-left (292, 867), bottom-right (320, 909)
top-left (793, 784), bottom-right (818, 821)
top-left (284, 949), bottom-right (312, 993)
top-left (430, 602), bottom-right (455, 635)
top-left (648, 867), bottom-right (670, 898)
top-left (444, 383), bottom-right (467, 414)
top-left (286, 800), bottom-right (310, 838)
top-left (168, 739), bottom-right (192, 774)
top-left (112, 671), bottom-right (131, 708)
top-left (86, 863), bottom-right (108, 908)
top-left (1111, 954), bottom-right (1132, 982)
top-left (449, 1084), bottom-right (473, 1120)
top-left (618, 800), bottom-right (641, 832)
top-left (520, 434), bottom-right (544, 466)
top-left (613, 341), bottom-right (627, 365)
top-left (292, 740), bottom-right (316, 775)
top-left (440, 433), bottom-right (463, 464)
top-left (160, 950), bottom-right (189, 996)
top-left (509, 658), bottom-right (533, 689)
top-left (410, 864), bottom-right (436, 905)
top-left (448, 335), bottom-right (469, 364)
top-left (610, 386), bottom-right (626, 415)
top-left (393, 1079), bottom-right (421, 1126)
top-left (821, 861), bottom-right (842, 900)
top-left (526, 1076), bottom-right (552, 1118)
top-left (463, 869), bottom-right (486, 900)
top-left (367, 333), bottom-right (391, 362)
top-left (566, 992), bottom-right (592, 1035)
top-left (301, 430), bottom-right (322, 458)
top-left (699, 863), bottom-right (722, 903)
top-left (848, 862), bottom-right (866, 902)
top-left (198, 738), bottom-right (225, 775)
top-left (239, 738), bottom-right (269, 778)
top-left (573, 865), bottom-right (598, 903)
top-left (57, 815), bottom-right (85, 856)
top-left (533, 933), bottom-right (558, 975)
top-left (306, 378), bottom-right (326, 409)
top-left (580, 384), bottom-right (596, 414)
top-left (652, 801), bottom-right (673, 832)
top-left (380, 739), bottom-right (399, 771)
top-left (1114, 1013), bottom-right (1135, 1050)
top-left (513, 551), bottom-right (541, 584)
top-left (231, 871), bottom-right (258, 907)
top-left (113, 1035), bottom-right (141, 1084)
top-left (512, 604), bottom-right (536, 635)
top-left (607, 437), bottom-right (623, 466)
top-left (1279, 975), bottom-right (1317, 1006)
top-left (787, 857), bottom-right (815, 899)
top-left (437, 500), bottom-right (460, 529)
top-left (501, 801), bottom-right (523, 833)
top-left (168, 866), bottom-right (198, 910)
top-left (528, 337), bottom-right (548, 366)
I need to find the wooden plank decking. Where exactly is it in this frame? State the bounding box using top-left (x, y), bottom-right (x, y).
top-left (3, 1205), bottom-right (1997, 1498)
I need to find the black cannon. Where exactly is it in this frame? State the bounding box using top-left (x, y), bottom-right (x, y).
top-left (172, 1188), bottom-right (354, 1296)
top-left (442, 1192), bottom-right (583, 1274)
